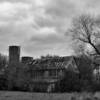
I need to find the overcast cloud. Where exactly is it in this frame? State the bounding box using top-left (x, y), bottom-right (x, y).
top-left (0, 0), bottom-right (99, 58)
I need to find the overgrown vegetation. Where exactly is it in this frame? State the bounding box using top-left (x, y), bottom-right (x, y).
top-left (0, 54), bottom-right (99, 93)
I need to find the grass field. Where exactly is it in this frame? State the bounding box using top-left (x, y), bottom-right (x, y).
top-left (0, 91), bottom-right (100, 100)
top-left (0, 91), bottom-right (73, 100)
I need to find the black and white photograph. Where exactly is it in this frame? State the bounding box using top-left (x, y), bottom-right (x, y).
top-left (0, 0), bottom-right (100, 100)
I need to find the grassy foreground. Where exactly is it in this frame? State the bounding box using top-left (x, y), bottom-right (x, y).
top-left (0, 91), bottom-right (100, 100)
top-left (0, 91), bottom-right (72, 100)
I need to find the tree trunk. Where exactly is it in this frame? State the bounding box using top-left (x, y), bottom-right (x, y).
top-left (90, 42), bottom-right (100, 55)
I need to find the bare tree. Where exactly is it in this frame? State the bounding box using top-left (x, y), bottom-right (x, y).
top-left (69, 14), bottom-right (100, 56)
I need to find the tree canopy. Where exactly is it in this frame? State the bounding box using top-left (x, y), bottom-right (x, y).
top-left (69, 14), bottom-right (100, 56)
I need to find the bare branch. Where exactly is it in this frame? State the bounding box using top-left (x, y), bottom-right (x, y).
top-left (77, 37), bottom-right (89, 43)
top-left (69, 14), bottom-right (100, 56)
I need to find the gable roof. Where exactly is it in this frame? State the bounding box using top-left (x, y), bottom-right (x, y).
top-left (30, 56), bottom-right (79, 73)
top-left (74, 55), bottom-right (92, 74)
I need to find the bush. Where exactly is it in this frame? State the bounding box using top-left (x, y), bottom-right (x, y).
top-left (0, 75), bottom-right (7, 90)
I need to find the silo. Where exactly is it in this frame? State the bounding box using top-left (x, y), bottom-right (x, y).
top-left (9, 46), bottom-right (20, 64)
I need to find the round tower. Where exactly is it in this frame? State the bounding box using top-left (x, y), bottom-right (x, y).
top-left (9, 46), bottom-right (20, 64)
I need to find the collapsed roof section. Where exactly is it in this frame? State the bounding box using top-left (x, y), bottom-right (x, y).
top-left (30, 56), bottom-right (79, 73)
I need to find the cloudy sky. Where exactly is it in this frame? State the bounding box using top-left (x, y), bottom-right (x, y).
top-left (0, 0), bottom-right (99, 58)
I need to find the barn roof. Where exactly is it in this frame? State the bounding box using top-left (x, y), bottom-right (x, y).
top-left (30, 56), bottom-right (79, 72)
